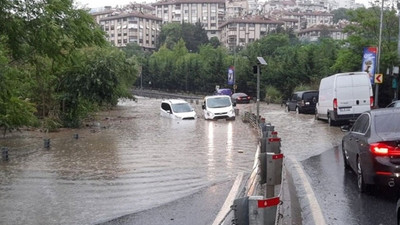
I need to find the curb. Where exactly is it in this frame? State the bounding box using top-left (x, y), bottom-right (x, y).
top-left (285, 156), bottom-right (327, 225)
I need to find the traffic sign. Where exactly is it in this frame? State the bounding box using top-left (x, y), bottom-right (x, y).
top-left (375, 74), bottom-right (383, 84)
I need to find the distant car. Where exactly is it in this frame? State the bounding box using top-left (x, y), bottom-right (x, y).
top-left (286, 90), bottom-right (318, 114)
top-left (214, 88), bottom-right (232, 96)
top-left (160, 99), bottom-right (196, 120)
top-left (386, 100), bottom-right (400, 108)
top-left (397, 198), bottom-right (400, 225)
top-left (231, 92), bottom-right (251, 104)
top-left (341, 108), bottom-right (400, 193)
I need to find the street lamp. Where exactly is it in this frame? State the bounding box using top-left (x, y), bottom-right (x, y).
top-left (256, 57), bottom-right (267, 126)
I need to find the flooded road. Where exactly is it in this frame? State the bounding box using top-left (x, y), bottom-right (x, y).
top-left (1, 95), bottom-right (396, 225)
top-left (0, 97), bottom-right (259, 225)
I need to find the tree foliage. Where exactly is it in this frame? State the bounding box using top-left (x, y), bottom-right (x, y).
top-left (156, 22), bottom-right (209, 52)
top-left (0, 0), bottom-right (138, 132)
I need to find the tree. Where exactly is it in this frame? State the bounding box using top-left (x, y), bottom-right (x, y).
top-left (156, 22), bottom-right (209, 52)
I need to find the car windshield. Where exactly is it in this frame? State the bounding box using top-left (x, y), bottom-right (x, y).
top-left (171, 103), bottom-right (193, 113)
top-left (207, 97), bottom-right (231, 108)
top-left (374, 112), bottom-right (400, 135)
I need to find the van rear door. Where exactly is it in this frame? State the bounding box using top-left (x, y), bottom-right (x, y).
top-left (351, 75), bottom-right (372, 114)
top-left (335, 74), bottom-right (371, 116)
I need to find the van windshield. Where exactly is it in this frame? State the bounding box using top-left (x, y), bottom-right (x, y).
top-left (207, 97), bottom-right (231, 108)
top-left (172, 103), bottom-right (193, 113)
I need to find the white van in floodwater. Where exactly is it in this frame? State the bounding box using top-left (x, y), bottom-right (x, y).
top-left (315, 72), bottom-right (373, 126)
top-left (202, 95), bottom-right (236, 120)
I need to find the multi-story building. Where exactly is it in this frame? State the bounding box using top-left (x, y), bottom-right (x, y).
top-left (98, 12), bottom-right (162, 49)
top-left (280, 11), bottom-right (333, 30)
top-left (225, 0), bottom-right (249, 19)
top-left (296, 24), bottom-right (347, 41)
top-left (152, 0), bottom-right (226, 39)
top-left (219, 17), bottom-right (284, 49)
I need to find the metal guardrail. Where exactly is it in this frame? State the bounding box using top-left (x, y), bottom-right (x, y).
top-left (226, 112), bottom-right (284, 225)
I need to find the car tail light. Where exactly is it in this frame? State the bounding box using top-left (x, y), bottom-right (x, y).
top-left (333, 98), bottom-right (338, 110)
top-left (247, 96), bottom-right (251, 100)
top-left (370, 96), bottom-right (374, 107)
top-left (370, 142), bottom-right (400, 156)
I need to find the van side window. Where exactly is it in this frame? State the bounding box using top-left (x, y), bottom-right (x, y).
top-left (161, 102), bottom-right (171, 112)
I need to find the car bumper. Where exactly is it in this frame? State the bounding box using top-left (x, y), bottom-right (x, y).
top-left (363, 156), bottom-right (400, 187)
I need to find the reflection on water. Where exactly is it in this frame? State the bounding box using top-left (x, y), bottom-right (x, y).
top-left (0, 97), bottom-right (258, 225)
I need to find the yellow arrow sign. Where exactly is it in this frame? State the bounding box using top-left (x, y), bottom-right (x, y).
top-left (374, 74), bottom-right (383, 84)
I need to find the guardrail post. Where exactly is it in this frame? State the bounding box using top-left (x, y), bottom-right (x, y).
top-left (266, 153), bottom-right (283, 197)
top-left (249, 196), bottom-right (280, 225)
top-left (2, 147), bottom-right (9, 161)
top-left (44, 139), bottom-right (50, 149)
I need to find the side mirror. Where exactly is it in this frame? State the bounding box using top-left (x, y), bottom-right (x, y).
top-left (202, 105), bottom-right (205, 110)
top-left (340, 125), bottom-right (351, 132)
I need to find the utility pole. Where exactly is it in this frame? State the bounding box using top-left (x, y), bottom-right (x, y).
top-left (375, 0), bottom-right (384, 107)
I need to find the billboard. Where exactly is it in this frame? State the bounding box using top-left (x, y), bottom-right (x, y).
top-left (362, 47), bottom-right (377, 85)
top-left (228, 66), bottom-right (234, 85)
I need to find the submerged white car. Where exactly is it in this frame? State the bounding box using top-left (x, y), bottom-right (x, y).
top-left (160, 99), bottom-right (196, 120)
top-left (202, 95), bottom-right (236, 120)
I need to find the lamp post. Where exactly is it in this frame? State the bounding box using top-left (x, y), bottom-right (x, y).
top-left (375, 0), bottom-right (384, 107)
top-left (256, 57), bottom-right (267, 126)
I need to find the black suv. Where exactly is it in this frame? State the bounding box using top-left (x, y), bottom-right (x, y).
top-left (286, 90), bottom-right (318, 114)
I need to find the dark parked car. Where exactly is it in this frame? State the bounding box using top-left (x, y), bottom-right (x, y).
top-left (386, 100), bottom-right (400, 108)
top-left (341, 108), bottom-right (400, 193)
top-left (286, 90), bottom-right (318, 114)
top-left (231, 92), bottom-right (251, 104)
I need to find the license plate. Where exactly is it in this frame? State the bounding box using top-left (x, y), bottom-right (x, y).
top-left (340, 108), bottom-right (350, 112)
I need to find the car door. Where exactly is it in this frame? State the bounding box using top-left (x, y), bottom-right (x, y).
top-left (345, 114), bottom-right (370, 170)
top-left (288, 93), bottom-right (298, 111)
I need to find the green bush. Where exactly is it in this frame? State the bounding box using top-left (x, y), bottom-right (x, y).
top-left (265, 86), bottom-right (283, 104)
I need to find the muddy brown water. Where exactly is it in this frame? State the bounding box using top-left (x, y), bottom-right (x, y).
top-left (0, 97), bottom-right (263, 225)
top-left (0, 96), bottom-right (345, 225)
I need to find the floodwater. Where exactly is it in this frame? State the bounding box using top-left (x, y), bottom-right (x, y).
top-left (0, 97), bottom-right (260, 225)
top-left (1, 95), bottom-right (366, 225)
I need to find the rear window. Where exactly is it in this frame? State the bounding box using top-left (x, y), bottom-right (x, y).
top-left (303, 92), bottom-right (318, 101)
top-left (374, 112), bottom-right (400, 134)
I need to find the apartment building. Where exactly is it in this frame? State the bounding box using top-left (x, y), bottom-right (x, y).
top-left (152, 0), bottom-right (226, 39)
top-left (98, 12), bottom-right (162, 49)
top-left (297, 24), bottom-right (347, 41)
top-left (219, 17), bottom-right (284, 49)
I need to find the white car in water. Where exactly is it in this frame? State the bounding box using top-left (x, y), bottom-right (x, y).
top-left (202, 95), bottom-right (236, 120)
top-left (160, 99), bottom-right (196, 120)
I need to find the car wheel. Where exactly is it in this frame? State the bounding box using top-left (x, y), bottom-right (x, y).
top-left (357, 156), bottom-right (367, 193)
top-left (328, 116), bottom-right (335, 126)
top-left (315, 108), bottom-right (319, 120)
top-left (342, 145), bottom-right (350, 169)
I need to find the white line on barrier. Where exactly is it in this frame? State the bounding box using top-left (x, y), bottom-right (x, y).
top-left (212, 172), bottom-right (244, 225)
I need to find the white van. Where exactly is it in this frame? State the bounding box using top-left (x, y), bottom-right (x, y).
top-left (160, 99), bottom-right (196, 120)
top-left (315, 72), bottom-right (373, 126)
top-left (202, 95), bottom-right (236, 120)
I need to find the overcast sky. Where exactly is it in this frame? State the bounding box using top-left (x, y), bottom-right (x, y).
top-left (76, 0), bottom-right (370, 10)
